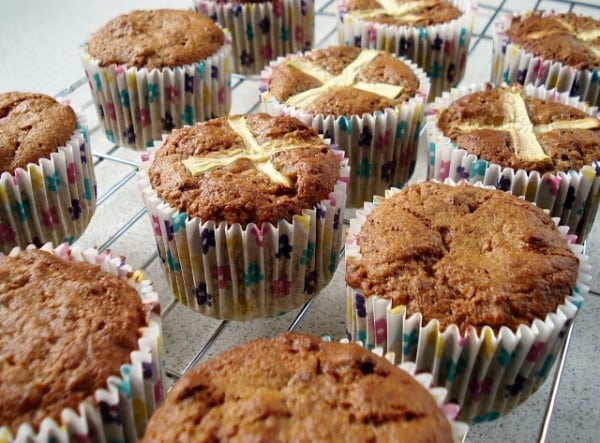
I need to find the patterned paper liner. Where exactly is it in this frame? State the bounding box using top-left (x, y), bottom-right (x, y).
top-left (0, 243), bottom-right (164, 443)
top-left (259, 53), bottom-right (430, 207)
top-left (193, 0), bottom-right (314, 75)
top-left (0, 114), bottom-right (96, 255)
top-left (491, 11), bottom-right (600, 107)
top-left (345, 182), bottom-right (590, 423)
top-left (138, 140), bottom-right (349, 320)
top-left (80, 30), bottom-right (233, 150)
top-left (335, 0), bottom-right (476, 100)
top-left (426, 83), bottom-right (600, 243)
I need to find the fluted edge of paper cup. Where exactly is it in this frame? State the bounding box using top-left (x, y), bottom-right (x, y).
top-left (344, 181), bottom-right (589, 423)
top-left (0, 242), bottom-right (164, 443)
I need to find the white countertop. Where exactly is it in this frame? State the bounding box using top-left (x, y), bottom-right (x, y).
top-left (1, 0), bottom-right (599, 442)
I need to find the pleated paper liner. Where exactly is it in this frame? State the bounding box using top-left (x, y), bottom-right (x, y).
top-left (0, 243), bottom-right (164, 443)
top-left (138, 139), bottom-right (349, 320)
top-left (0, 113), bottom-right (96, 255)
top-left (345, 183), bottom-right (590, 423)
top-left (81, 30), bottom-right (233, 150)
top-left (426, 83), bottom-right (600, 243)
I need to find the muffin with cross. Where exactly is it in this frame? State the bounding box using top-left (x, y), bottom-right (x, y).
top-left (427, 83), bottom-right (600, 242)
top-left (492, 11), bottom-right (600, 107)
top-left (336, 0), bottom-right (476, 100)
top-left (260, 45), bottom-right (430, 206)
top-left (138, 113), bottom-right (349, 320)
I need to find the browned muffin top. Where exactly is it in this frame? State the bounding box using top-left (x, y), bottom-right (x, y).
top-left (343, 0), bottom-right (462, 27)
top-left (507, 12), bottom-right (600, 71)
top-left (87, 9), bottom-right (225, 69)
top-left (0, 92), bottom-right (77, 173)
top-left (346, 182), bottom-right (579, 334)
top-left (149, 113), bottom-right (340, 226)
top-left (437, 85), bottom-right (600, 173)
top-left (0, 249), bottom-right (147, 434)
top-left (266, 46), bottom-right (420, 116)
top-left (142, 332), bottom-right (453, 443)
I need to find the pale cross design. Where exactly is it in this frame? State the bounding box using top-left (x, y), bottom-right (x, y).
top-left (451, 88), bottom-right (600, 162)
top-left (346, 0), bottom-right (437, 22)
top-left (284, 49), bottom-right (405, 109)
top-left (524, 18), bottom-right (600, 58)
top-left (182, 116), bottom-right (318, 187)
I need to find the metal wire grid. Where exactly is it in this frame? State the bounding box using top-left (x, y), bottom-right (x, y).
top-left (54, 0), bottom-right (599, 441)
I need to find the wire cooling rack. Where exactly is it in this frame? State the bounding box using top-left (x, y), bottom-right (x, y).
top-left (56, 0), bottom-right (599, 442)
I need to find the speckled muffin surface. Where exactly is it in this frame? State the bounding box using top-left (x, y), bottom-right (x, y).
top-left (87, 9), bottom-right (225, 69)
top-left (437, 85), bottom-right (600, 173)
top-left (149, 113), bottom-right (340, 226)
top-left (0, 92), bottom-right (76, 173)
top-left (506, 12), bottom-right (600, 71)
top-left (141, 332), bottom-right (453, 443)
top-left (266, 46), bottom-right (420, 116)
top-left (346, 182), bottom-right (579, 334)
top-left (0, 248), bottom-right (146, 435)
top-left (342, 0), bottom-right (462, 26)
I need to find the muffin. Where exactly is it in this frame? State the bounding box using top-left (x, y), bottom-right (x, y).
top-left (492, 11), bottom-right (600, 106)
top-left (138, 113), bottom-right (349, 320)
top-left (260, 46), bottom-right (430, 206)
top-left (426, 83), bottom-right (600, 241)
top-left (0, 243), bottom-right (163, 442)
top-left (0, 92), bottom-right (96, 254)
top-left (336, 0), bottom-right (477, 99)
top-left (346, 181), bottom-right (587, 422)
top-left (81, 9), bottom-right (233, 149)
top-left (141, 332), bottom-right (467, 442)
top-left (193, 0), bottom-right (314, 75)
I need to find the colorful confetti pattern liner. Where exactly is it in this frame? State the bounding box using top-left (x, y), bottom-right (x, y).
top-left (260, 51), bottom-right (430, 207)
top-left (492, 11), bottom-right (600, 107)
top-left (345, 182), bottom-right (590, 423)
top-left (81, 31), bottom-right (233, 149)
top-left (138, 140), bottom-right (349, 320)
top-left (0, 114), bottom-right (96, 255)
top-left (335, 0), bottom-right (476, 100)
top-left (426, 83), bottom-right (600, 243)
top-left (193, 0), bottom-right (315, 76)
top-left (0, 243), bottom-right (164, 443)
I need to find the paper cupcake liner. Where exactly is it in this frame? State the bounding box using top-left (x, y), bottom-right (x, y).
top-left (81, 32), bottom-right (233, 150)
top-left (138, 141), bottom-right (349, 320)
top-left (259, 54), bottom-right (430, 207)
top-left (0, 114), bottom-right (96, 255)
top-left (0, 243), bottom-right (164, 443)
top-left (335, 0), bottom-right (476, 100)
top-left (193, 0), bottom-right (314, 75)
top-left (426, 83), bottom-right (600, 242)
top-left (345, 183), bottom-right (590, 423)
top-left (492, 11), bottom-right (600, 107)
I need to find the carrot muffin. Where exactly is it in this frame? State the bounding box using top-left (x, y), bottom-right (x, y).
top-left (142, 333), bottom-right (465, 442)
top-left (0, 92), bottom-right (96, 254)
top-left (0, 244), bottom-right (163, 441)
top-left (139, 113), bottom-right (349, 320)
top-left (260, 46), bottom-right (430, 206)
top-left (81, 9), bottom-right (233, 149)
top-left (346, 181), bottom-right (586, 422)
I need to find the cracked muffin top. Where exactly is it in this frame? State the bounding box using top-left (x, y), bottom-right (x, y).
top-left (141, 332), bottom-right (453, 443)
top-left (346, 182), bottom-right (579, 334)
top-left (342, 0), bottom-right (463, 27)
top-left (0, 92), bottom-right (76, 173)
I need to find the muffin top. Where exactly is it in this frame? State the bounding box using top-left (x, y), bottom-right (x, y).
top-left (0, 92), bottom-right (77, 173)
top-left (87, 9), bottom-right (225, 69)
top-left (506, 12), bottom-right (600, 71)
top-left (142, 332), bottom-right (454, 443)
top-left (437, 85), bottom-right (600, 173)
top-left (346, 182), bottom-right (579, 334)
top-left (0, 248), bottom-right (147, 434)
top-left (343, 0), bottom-right (462, 27)
top-left (265, 46), bottom-right (420, 116)
top-left (148, 113), bottom-right (340, 226)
